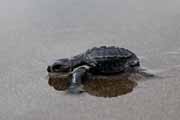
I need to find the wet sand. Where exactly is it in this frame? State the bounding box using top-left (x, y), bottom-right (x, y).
top-left (0, 0), bottom-right (180, 120)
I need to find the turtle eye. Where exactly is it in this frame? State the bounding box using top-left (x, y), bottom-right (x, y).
top-left (52, 64), bottom-right (62, 71)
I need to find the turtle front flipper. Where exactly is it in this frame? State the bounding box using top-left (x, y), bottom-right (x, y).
top-left (68, 65), bottom-right (90, 94)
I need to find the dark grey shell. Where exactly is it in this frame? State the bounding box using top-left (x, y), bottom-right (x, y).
top-left (83, 46), bottom-right (140, 74)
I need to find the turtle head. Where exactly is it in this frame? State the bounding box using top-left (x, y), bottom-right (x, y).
top-left (47, 58), bottom-right (71, 73)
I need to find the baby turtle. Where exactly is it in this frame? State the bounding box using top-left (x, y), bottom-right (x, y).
top-left (47, 46), bottom-right (153, 94)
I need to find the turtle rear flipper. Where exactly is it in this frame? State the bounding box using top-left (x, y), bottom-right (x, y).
top-left (138, 71), bottom-right (155, 78)
top-left (135, 67), bottom-right (162, 79)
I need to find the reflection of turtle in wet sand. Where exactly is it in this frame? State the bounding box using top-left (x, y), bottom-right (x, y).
top-left (47, 46), bottom-right (154, 97)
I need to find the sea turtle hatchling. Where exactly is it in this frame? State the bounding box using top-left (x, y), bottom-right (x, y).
top-left (47, 46), bottom-right (153, 94)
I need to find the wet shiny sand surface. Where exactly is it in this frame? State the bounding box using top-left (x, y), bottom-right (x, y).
top-left (0, 0), bottom-right (180, 120)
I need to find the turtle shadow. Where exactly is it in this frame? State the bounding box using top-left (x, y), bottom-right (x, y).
top-left (84, 74), bottom-right (137, 97)
top-left (48, 75), bottom-right (71, 91)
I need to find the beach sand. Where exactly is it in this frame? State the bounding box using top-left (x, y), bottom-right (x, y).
top-left (0, 0), bottom-right (180, 120)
